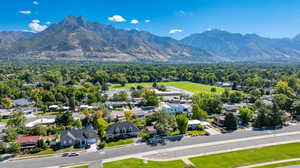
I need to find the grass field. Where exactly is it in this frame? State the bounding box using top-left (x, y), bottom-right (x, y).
top-left (104, 142), bottom-right (300, 168)
top-left (109, 81), bottom-right (226, 95)
top-left (255, 160), bottom-right (300, 168)
top-left (190, 142), bottom-right (300, 168)
top-left (103, 158), bottom-right (187, 168)
top-left (106, 138), bottom-right (134, 147)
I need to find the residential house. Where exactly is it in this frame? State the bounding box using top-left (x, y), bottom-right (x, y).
top-left (160, 102), bottom-right (190, 115)
top-left (25, 117), bottom-right (55, 127)
top-left (188, 120), bottom-right (211, 130)
top-left (16, 136), bottom-right (41, 149)
top-left (223, 103), bottom-right (252, 113)
top-left (13, 98), bottom-right (34, 107)
top-left (106, 122), bottom-right (139, 140)
top-left (60, 128), bottom-right (98, 147)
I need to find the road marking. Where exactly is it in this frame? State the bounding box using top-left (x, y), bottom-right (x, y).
top-left (102, 131), bottom-right (300, 163)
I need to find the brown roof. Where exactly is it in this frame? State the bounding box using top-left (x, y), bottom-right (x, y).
top-left (17, 136), bottom-right (41, 144)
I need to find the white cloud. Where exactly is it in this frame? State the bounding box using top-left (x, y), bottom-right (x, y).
top-left (130, 19), bottom-right (139, 24)
top-left (169, 29), bottom-right (183, 34)
top-left (145, 20), bottom-right (151, 23)
top-left (33, 1), bottom-right (39, 5)
top-left (46, 21), bottom-right (51, 25)
top-left (32, 20), bottom-right (40, 23)
top-left (108, 15), bottom-right (126, 22)
top-left (19, 11), bottom-right (31, 14)
top-left (28, 20), bottom-right (47, 32)
top-left (207, 28), bottom-right (212, 31)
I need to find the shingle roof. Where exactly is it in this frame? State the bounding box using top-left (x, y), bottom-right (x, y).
top-left (61, 128), bottom-right (98, 141)
top-left (106, 122), bottom-right (139, 135)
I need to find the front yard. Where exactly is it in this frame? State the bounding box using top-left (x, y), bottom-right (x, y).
top-left (106, 138), bottom-right (134, 147)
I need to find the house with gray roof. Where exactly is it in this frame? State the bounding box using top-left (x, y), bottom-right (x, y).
top-left (60, 128), bottom-right (98, 147)
top-left (106, 122), bottom-right (139, 140)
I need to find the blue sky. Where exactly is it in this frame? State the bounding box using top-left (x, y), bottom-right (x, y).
top-left (1, 0), bottom-right (300, 39)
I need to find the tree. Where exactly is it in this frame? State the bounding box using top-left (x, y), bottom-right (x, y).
top-left (112, 91), bottom-right (128, 101)
top-left (37, 139), bottom-right (47, 149)
top-left (72, 119), bottom-right (82, 128)
top-left (273, 94), bottom-right (292, 111)
top-left (292, 100), bottom-right (300, 115)
top-left (7, 112), bottom-right (26, 128)
top-left (239, 107), bottom-right (254, 126)
top-left (7, 142), bottom-right (21, 154)
top-left (0, 142), bottom-right (6, 154)
top-left (274, 81), bottom-right (294, 97)
top-left (224, 113), bottom-right (237, 130)
top-left (124, 111), bottom-right (134, 121)
top-left (4, 129), bottom-right (17, 142)
top-left (55, 111), bottom-right (74, 126)
top-left (94, 112), bottom-right (109, 140)
top-left (141, 89), bottom-right (159, 106)
top-left (1, 97), bottom-right (13, 109)
top-left (32, 125), bottom-right (47, 136)
top-left (229, 92), bottom-right (243, 104)
top-left (192, 104), bottom-right (207, 120)
top-left (154, 110), bottom-right (177, 136)
top-left (176, 115), bottom-right (188, 134)
top-left (193, 93), bottom-right (222, 114)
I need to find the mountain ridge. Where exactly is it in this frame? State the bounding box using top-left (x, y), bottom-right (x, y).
top-left (1, 16), bottom-right (216, 62)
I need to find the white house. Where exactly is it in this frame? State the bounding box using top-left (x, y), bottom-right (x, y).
top-left (25, 118), bottom-right (55, 127)
top-left (161, 103), bottom-right (190, 114)
top-left (188, 120), bottom-right (211, 129)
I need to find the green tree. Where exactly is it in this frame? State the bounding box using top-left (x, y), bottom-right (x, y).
top-left (274, 81), bottom-right (294, 97)
top-left (224, 113), bottom-right (237, 130)
top-left (1, 97), bottom-right (13, 109)
top-left (292, 100), bottom-right (300, 115)
top-left (239, 107), bottom-right (254, 126)
top-left (32, 125), bottom-right (47, 136)
top-left (7, 112), bottom-right (26, 128)
top-left (72, 119), bottom-right (83, 128)
top-left (176, 115), bottom-right (189, 134)
top-left (192, 104), bottom-right (208, 120)
top-left (55, 111), bottom-right (74, 126)
top-left (7, 142), bottom-right (21, 154)
top-left (154, 110), bottom-right (177, 136)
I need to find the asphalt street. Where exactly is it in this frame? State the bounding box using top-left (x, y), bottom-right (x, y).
top-left (2, 125), bottom-right (300, 168)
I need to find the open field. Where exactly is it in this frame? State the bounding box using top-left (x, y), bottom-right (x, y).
top-left (109, 81), bottom-right (226, 95)
top-left (255, 160), bottom-right (300, 168)
top-left (104, 142), bottom-right (300, 168)
top-left (190, 142), bottom-right (300, 168)
top-left (103, 158), bottom-right (187, 168)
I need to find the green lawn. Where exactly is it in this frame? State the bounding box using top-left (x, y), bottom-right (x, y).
top-left (106, 138), bottom-right (134, 147)
top-left (104, 143), bottom-right (300, 168)
top-left (190, 142), bottom-right (300, 168)
top-left (109, 81), bottom-right (226, 95)
top-left (255, 160), bottom-right (300, 168)
top-left (61, 164), bottom-right (89, 168)
top-left (103, 158), bottom-right (187, 168)
top-left (0, 118), bottom-right (9, 123)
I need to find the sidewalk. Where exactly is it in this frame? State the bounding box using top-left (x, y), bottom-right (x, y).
top-left (238, 158), bottom-right (300, 168)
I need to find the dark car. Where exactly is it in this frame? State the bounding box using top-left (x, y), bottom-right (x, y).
top-left (62, 153), bottom-right (69, 157)
top-left (68, 152), bottom-right (79, 157)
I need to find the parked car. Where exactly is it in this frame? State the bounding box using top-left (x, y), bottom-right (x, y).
top-left (68, 152), bottom-right (79, 157)
top-left (62, 153), bottom-right (69, 157)
top-left (62, 152), bottom-right (79, 157)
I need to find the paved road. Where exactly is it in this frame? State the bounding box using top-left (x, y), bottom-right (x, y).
top-left (2, 125), bottom-right (300, 168)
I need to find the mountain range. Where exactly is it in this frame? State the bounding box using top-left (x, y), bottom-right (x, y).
top-left (1, 16), bottom-right (300, 63)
